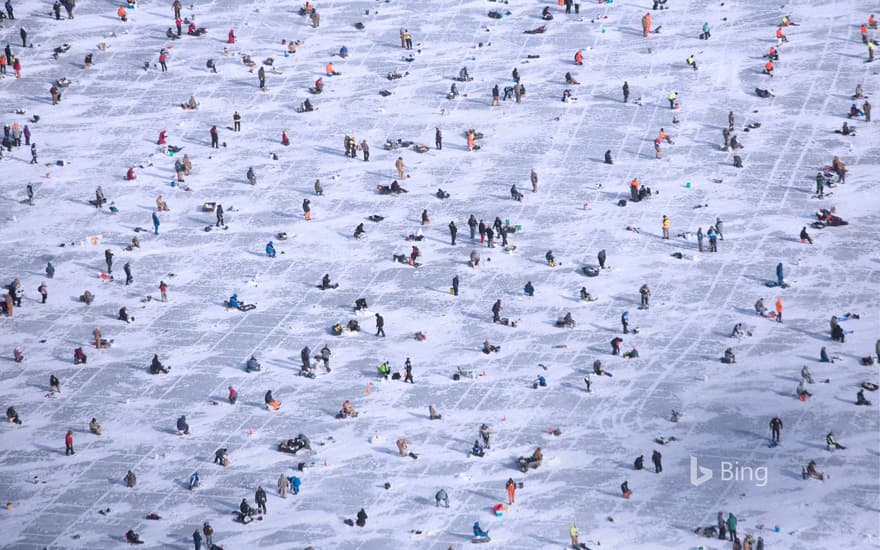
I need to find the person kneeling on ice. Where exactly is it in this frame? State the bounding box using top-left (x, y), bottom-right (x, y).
top-left (118, 306), bottom-right (133, 323)
top-left (377, 361), bottom-right (392, 379)
top-left (797, 380), bottom-right (812, 400)
top-left (125, 166), bottom-right (136, 180)
top-left (754, 298), bottom-right (766, 316)
top-left (803, 460), bottom-right (825, 480)
top-left (338, 400), bottom-right (358, 418)
top-left (623, 347), bottom-right (639, 359)
top-left (826, 432), bottom-right (846, 450)
top-left (214, 447), bottom-right (230, 466)
top-left (545, 250), bottom-right (556, 266)
top-left (533, 374), bottom-right (547, 389)
top-left (238, 498), bottom-right (256, 523)
top-left (579, 287), bottom-right (596, 301)
top-left (150, 354), bottom-right (169, 374)
top-left (228, 386), bottom-right (237, 404)
top-left (472, 440), bottom-right (486, 457)
top-left (265, 241), bottom-right (276, 257)
top-left (245, 355), bottom-right (261, 372)
top-left (473, 521), bottom-right (490, 539)
top-left (321, 274), bottom-right (338, 289)
top-left (300, 98), bottom-right (315, 112)
top-left (435, 488), bottom-right (449, 507)
top-left (176, 415), bottom-right (189, 435)
top-left (228, 294), bottom-right (241, 308)
top-left (74, 347), bottom-right (87, 364)
top-left (482, 340), bottom-right (499, 354)
top-left (722, 347), bottom-right (736, 364)
top-left (510, 184), bottom-right (524, 201)
top-left (188, 471), bottom-right (200, 490)
top-left (125, 530), bottom-right (143, 544)
top-left (89, 417), bottom-right (102, 435)
top-left (265, 390), bottom-right (281, 410)
top-left (524, 281), bottom-right (535, 296)
top-left (856, 389), bottom-right (872, 406)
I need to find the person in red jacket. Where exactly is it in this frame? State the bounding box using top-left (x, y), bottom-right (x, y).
top-left (159, 51), bottom-right (168, 72)
top-left (574, 49), bottom-right (583, 65)
top-left (228, 29), bottom-right (235, 43)
top-left (13, 57), bottom-right (21, 78)
top-left (65, 430), bottom-right (75, 455)
top-left (157, 130), bottom-right (167, 145)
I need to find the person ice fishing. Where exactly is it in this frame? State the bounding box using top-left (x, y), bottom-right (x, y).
top-left (473, 521), bottom-right (489, 538)
top-left (265, 241), bottom-right (276, 257)
top-left (435, 488), bottom-right (449, 507)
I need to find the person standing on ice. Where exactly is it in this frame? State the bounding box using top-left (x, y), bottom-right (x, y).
top-left (210, 125), bottom-right (219, 148)
top-left (623, 81), bottom-right (629, 102)
top-left (233, 111), bottom-right (241, 131)
top-left (258, 66), bottom-right (266, 89)
top-left (448, 221), bottom-right (457, 245)
top-left (435, 489), bottom-right (449, 507)
top-left (770, 416), bottom-right (782, 443)
top-left (776, 262), bottom-right (784, 286)
top-left (775, 297), bottom-right (783, 323)
top-left (302, 198), bottom-right (311, 220)
top-left (621, 311), bottom-right (629, 333)
top-left (65, 430), bottom-right (74, 455)
top-left (492, 299), bottom-right (502, 322)
top-left (639, 284), bottom-right (650, 307)
top-left (152, 211), bottom-right (160, 234)
top-left (375, 313), bottom-right (385, 337)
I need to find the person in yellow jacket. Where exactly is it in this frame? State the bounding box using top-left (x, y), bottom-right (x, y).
top-left (662, 215), bottom-right (670, 239)
top-left (569, 523), bottom-right (579, 546)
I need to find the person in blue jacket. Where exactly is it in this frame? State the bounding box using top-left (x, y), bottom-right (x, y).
top-left (473, 521), bottom-right (489, 538)
top-left (291, 475), bottom-right (301, 494)
top-left (621, 311), bottom-right (629, 333)
top-left (228, 294), bottom-right (240, 308)
top-left (472, 440), bottom-right (485, 457)
top-left (188, 471), bottom-right (200, 490)
top-left (339, 45), bottom-right (349, 58)
top-left (152, 211), bottom-right (160, 234)
top-left (776, 262), bottom-right (784, 286)
top-left (524, 281), bottom-right (534, 296)
top-left (266, 241), bottom-right (276, 257)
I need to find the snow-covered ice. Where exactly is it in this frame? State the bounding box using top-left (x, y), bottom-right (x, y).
top-left (1, 0), bottom-right (879, 548)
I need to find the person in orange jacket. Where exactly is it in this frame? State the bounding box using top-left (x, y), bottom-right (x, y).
top-left (861, 24), bottom-right (868, 44)
top-left (642, 13), bottom-right (651, 37)
top-left (629, 178), bottom-right (640, 202)
top-left (117, 6), bottom-right (127, 21)
top-left (768, 46), bottom-right (778, 60)
top-left (775, 297), bottom-right (783, 323)
top-left (574, 49), bottom-right (583, 65)
top-left (659, 128), bottom-right (673, 144)
top-left (763, 60), bottom-right (774, 76)
top-left (775, 27), bottom-right (787, 44)
top-left (869, 14), bottom-right (877, 29)
top-left (466, 129), bottom-right (475, 151)
top-left (325, 62), bottom-right (338, 76)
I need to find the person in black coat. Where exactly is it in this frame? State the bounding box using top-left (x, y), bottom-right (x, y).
top-left (356, 508), bottom-right (367, 526)
top-left (652, 450), bottom-right (662, 473)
